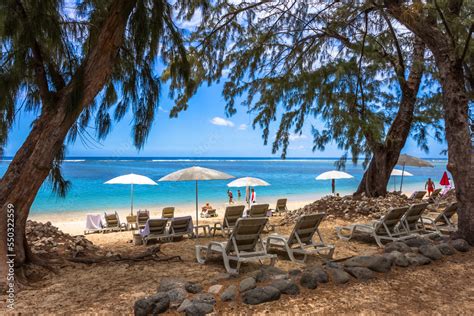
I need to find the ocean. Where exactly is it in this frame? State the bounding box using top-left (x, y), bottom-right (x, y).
top-left (0, 157), bottom-right (449, 215)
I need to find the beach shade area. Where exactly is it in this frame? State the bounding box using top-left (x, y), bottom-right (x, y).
top-left (391, 168), bottom-right (413, 191)
top-left (104, 173), bottom-right (157, 215)
top-left (397, 154), bottom-right (434, 191)
top-left (158, 166), bottom-right (234, 227)
top-left (316, 170), bottom-right (353, 194)
top-left (227, 177), bottom-right (270, 208)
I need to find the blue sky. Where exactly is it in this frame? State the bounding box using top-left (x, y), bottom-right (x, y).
top-left (5, 81), bottom-right (447, 159)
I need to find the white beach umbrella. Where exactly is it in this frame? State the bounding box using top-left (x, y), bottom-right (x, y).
top-left (104, 173), bottom-right (157, 215)
top-left (158, 166), bottom-right (234, 227)
top-left (315, 170), bottom-right (353, 194)
top-left (227, 177), bottom-right (270, 208)
top-left (391, 168), bottom-right (413, 191)
top-left (397, 154), bottom-right (433, 191)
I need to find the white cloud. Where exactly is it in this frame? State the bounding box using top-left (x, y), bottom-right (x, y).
top-left (210, 117), bottom-right (235, 127)
top-left (238, 124), bottom-right (248, 130)
top-left (289, 145), bottom-right (305, 150)
top-left (289, 134), bottom-right (308, 141)
top-left (158, 106), bottom-right (169, 113)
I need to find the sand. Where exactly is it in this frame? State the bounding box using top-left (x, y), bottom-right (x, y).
top-left (7, 215), bottom-right (474, 314)
top-left (28, 196), bottom-right (317, 236)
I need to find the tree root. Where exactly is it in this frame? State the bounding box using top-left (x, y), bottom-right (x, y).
top-left (25, 243), bottom-right (61, 274)
top-left (67, 246), bottom-right (182, 264)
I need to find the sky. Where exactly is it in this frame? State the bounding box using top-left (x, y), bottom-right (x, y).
top-left (5, 80), bottom-right (447, 159)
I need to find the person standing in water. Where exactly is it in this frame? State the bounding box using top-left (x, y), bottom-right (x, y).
top-left (425, 178), bottom-right (435, 196)
top-left (227, 190), bottom-right (234, 203)
top-left (237, 190), bottom-right (241, 201)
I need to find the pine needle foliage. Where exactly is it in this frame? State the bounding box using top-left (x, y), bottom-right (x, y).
top-left (0, 0), bottom-right (206, 195)
top-left (176, 0), bottom-right (444, 164)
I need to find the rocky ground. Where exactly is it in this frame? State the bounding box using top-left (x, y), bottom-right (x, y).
top-left (5, 198), bottom-right (472, 315)
top-left (27, 220), bottom-right (100, 257)
top-left (280, 192), bottom-right (456, 224)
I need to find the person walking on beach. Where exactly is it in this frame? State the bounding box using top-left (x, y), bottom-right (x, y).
top-left (425, 178), bottom-right (435, 196)
top-left (250, 188), bottom-right (256, 204)
top-left (227, 190), bottom-right (234, 203)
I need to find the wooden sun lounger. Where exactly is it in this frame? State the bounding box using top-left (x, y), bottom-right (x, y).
top-left (196, 217), bottom-right (277, 274)
top-left (142, 219), bottom-right (169, 245)
top-left (422, 202), bottom-right (458, 234)
top-left (265, 213), bottom-right (334, 263)
top-left (210, 205), bottom-right (245, 237)
top-left (400, 202), bottom-right (440, 238)
top-left (336, 206), bottom-right (414, 247)
top-left (162, 207), bottom-right (175, 219)
top-left (136, 210), bottom-right (150, 229)
top-left (103, 211), bottom-right (126, 232)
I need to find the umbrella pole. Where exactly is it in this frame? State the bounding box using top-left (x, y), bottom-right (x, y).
top-left (195, 180), bottom-right (199, 228)
top-left (332, 179), bottom-right (335, 195)
top-left (399, 164), bottom-right (405, 192)
top-left (130, 183), bottom-right (134, 215)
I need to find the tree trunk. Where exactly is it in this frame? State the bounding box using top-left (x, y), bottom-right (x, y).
top-left (384, 0), bottom-right (474, 243)
top-left (356, 38), bottom-right (425, 197)
top-left (437, 58), bottom-right (474, 244)
top-left (0, 0), bottom-right (136, 290)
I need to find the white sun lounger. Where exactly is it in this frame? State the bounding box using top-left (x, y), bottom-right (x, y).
top-left (141, 219), bottom-right (169, 245)
top-left (265, 213), bottom-right (334, 263)
top-left (336, 206), bottom-right (413, 247)
top-left (249, 203), bottom-right (274, 231)
top-left (400, 202), bottom-right (440, 237)
top-left (210, 205), bottom-right (245, 237)
top-left (422, 202), bottom-right (458, 234)
top-left (195, 217), bottom-right (277, 274)
top-left (271, 199), bottom-right (289, 216)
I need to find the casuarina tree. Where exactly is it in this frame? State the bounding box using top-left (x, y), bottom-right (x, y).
top-left (0, 0), bottom-right (205, 288)
top-left (381, 0), bottom-right (473, 243)
top-left (181, 1), bottom-right (443, 197)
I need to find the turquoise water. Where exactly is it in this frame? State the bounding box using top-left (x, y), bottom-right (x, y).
top-left (0, 157), bottom-right (449, 214)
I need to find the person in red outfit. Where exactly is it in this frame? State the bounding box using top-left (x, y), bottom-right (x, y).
top-left (425, 178), bottom-right (435, 196)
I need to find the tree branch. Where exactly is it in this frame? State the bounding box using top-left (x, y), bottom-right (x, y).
top-left (460, 23), bottom-right (473, 62)
top-left (434, 0), bottom-right (456, 48)
top-left (380, 11), bottom-right (405, 79)
top-left (14, 0), bottom-right (52, 103)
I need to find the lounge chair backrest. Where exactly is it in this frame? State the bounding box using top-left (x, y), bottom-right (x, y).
top-left (162, 207), bottom-right (175, 219)
top-left (276, 199), bottom-right (287, 211)
top-left (249, 204), bottom-right (269, 218)
top-left (410, 191), bottom-right (426, 199)
top-left (374, 206), bottom-right (409, 235)
top-left (402, 203), bottom-right (429, 230)
top-left (137, 210), bottom-right (150, 227)
top-left (170, 216), bottom-right (193, 234)
top-left (147, 219), bottom-right (168, 235)
top-left (226, 217), bottom-right (267, 254)
top-left (287, 213), bottom-right (325, 246)
top-left (435, 202), bottom-right (458, 224)
top-left (104, 211), bottom-right (120, 228)
top-left (224, 205), bottom-right (245, 228)
top-left (431, 188), bottom-right (442, 198)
